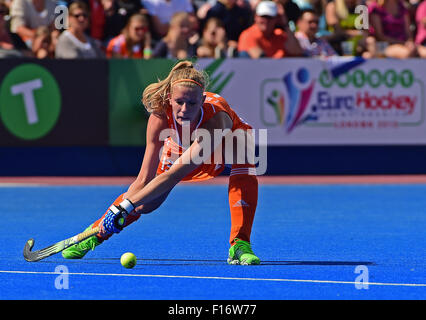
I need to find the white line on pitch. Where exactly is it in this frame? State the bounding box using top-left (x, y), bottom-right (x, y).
top-left (0, 270), bottom-right (425, 288)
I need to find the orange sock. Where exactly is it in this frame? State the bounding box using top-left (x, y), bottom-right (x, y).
top-left (228, 165), bottom-right (258, 246)
top-left (92, 193), bottom-right (141, 240)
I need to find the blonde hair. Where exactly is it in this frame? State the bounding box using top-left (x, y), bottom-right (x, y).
top-left (142, 60), bottom-right (209, 114)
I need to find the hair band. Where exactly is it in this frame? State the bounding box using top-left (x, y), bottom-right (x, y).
top-left (171, 79), bottom-right (204, 88)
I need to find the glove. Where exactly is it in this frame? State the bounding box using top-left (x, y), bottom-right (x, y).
top-left (101, 199), bottom-right (135, 235)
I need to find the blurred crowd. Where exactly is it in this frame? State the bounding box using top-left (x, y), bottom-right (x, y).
top-left (0, 0), bottom-right (425, 59)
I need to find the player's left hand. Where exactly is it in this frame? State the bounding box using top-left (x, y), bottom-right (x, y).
top-left (100, 199), bottom-right (135, 235)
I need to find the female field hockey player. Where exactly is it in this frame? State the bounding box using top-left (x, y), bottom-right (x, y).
top-left (62, 61), bottom-right (260, 265)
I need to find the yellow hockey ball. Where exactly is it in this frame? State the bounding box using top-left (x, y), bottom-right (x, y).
top-left (120, 252), bottom-right (137, 269)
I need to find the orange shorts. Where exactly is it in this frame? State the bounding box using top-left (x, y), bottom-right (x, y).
top-left (156, 137), bottom-right (225, 182)
top-left (156, 124), bottom-right (253, 182)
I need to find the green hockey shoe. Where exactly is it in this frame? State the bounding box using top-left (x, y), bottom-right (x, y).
top-left (227, 238), bottom-right (260, 265)
top-left (62, 224), bottom-right (102, 259)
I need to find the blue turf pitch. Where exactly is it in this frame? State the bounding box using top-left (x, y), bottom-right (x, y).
top-left (1, 183), bottom-right (425, 299)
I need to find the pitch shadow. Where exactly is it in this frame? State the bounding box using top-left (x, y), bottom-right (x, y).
top-left (38, 258), bottom-right (376, 266)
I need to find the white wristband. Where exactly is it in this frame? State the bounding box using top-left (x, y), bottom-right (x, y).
top-left (120, 199), bottom-right (135, 213)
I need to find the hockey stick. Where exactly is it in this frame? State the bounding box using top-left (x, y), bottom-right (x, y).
top-left (23, 226), bottom-right (100, 262)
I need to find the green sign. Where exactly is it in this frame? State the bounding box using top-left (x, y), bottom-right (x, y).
top-left (109, 59), bottom-right (176, 146)
top-left (319, 68), bottom-right (414, 88)
top-left (0, 63), bottom-right (61, 140)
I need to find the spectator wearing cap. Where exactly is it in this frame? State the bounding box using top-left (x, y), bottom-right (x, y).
top-left (238, 0), bottom-right (303, 58)
top-left (250, 0), bottom-right (302, 28)
top-left (295, 9), bottom-right (336, 56)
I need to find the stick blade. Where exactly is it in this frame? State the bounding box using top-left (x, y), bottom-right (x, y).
top-left (23, 238), bottom-right (60, 262)
top-left (23, 226), bottom-right (99, 262)
top-left (23, 239), bottom-right (39, 262)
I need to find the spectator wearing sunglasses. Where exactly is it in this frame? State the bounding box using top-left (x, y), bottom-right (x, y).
top-left (106, 13), bottom-right (152, 58)
top-left (55, 1), bottom-right (104, 58)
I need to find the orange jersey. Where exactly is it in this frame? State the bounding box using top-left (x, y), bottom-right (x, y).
top-left (157, 92), bottom-right (252, 181)
top-left (238, 24), bottom-right (288, 58)
top-left (106, 35), bottom-right (143, 58)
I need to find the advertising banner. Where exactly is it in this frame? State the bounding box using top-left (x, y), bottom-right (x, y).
top-left (0, 59), bottom-right (109, 146)
top-left (198, 58), bottom-right (426, 146)
top-left (2, 58), bottom-right (423, 147)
